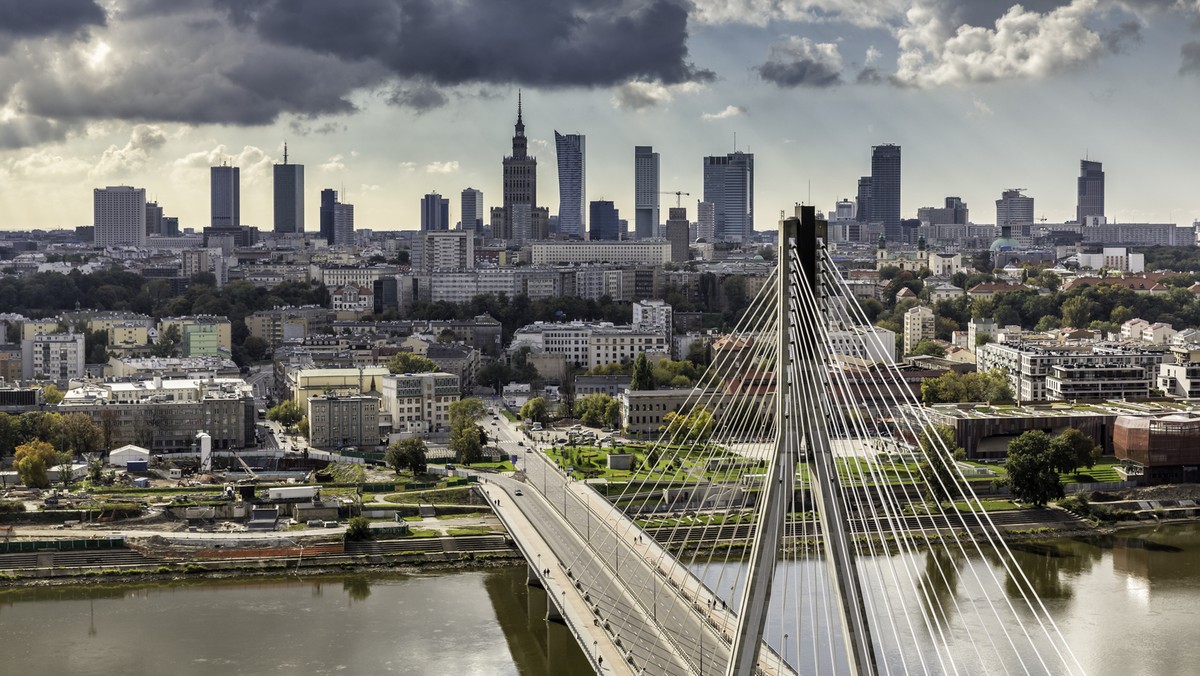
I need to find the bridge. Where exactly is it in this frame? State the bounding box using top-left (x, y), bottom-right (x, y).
top-left (475, 207), bottom-right (1085, 675)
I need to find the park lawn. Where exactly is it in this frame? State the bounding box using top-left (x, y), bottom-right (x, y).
top-left (447, 526), bottom-right (494, 536)
top-left (469, 461), bottom-right (514, 472)
top-left (951, 499), bottom-right (1022, 512)
top-left (407, 528), bottom-right (440, 538)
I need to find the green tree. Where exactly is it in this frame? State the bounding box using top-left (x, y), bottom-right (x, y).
top-left (60, 413), bottom-right (102, 457)
top-left (1004, 431), bottom-right (1064, 507)
top-left (42, 384), bottom-right (65, 406)
top-left (918, 424), bottom-right (965, 504)
top-left (1061, 296), bottom-right (1095, 329)
top-left (911, 340), bottom-right (947, 358)
top-left (387, 352), bottom-right (439, 374)
top-left (574, 394), bottom-right (620, 428)
top-left (267, 399), bottom-right (305, 427)
top-left (661, 407), bottom-right (715, 443)
top-left (151, 323), bottom-right (182, 357)
top-left (478, 361), bottom-right (512, 394)
top-left (243, 336), bottom-right (270, 361)
top-left (296, 416), bottom-right (309, 440)
top-left (974, 332), bottom-right (993, 348)
top-left (449, 398), bottom-right (486, 464)
top-left (14, 439), bottom-right (58, 489)
top-left (0, 413), bottom-right (19, 459)
top-left (385, 437), bottom-right (428, 475)
top-left (345, 516), bottom-right (373, 541)
top-left (1049, 428), bottom-right (1100, 478)
top-left (631, 351), bottom-right (655, 391)
top-left (920, 370), bottom-right (1013, 405)
top-left (520, 397), bottom-right (548, 424)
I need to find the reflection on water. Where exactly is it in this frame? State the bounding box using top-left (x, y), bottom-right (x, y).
top-left (0, 566), bottom-right (588, 676)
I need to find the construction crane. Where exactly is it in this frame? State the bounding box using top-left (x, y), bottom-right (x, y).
top-left (660, 191), bottom-right (691, 207)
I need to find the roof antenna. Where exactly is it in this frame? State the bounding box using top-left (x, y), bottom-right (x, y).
top-left (283, 141), bottom-right (288, 165)
top-left (733, 131), bottom-right (737, 152)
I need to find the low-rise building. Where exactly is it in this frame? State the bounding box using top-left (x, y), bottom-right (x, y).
top-left (1044, 364), bottom-right (1151, 401)
top-left (289, 366), bottom-right (389, 404)
top-left (307, 394), bottom-right (380, 451)
top-left (977, 341), bottom-right (1170, 402)
top-left (1114, 414), bottom-right (1200, 484)
top-left (159, 316), bottom-right (233, 357)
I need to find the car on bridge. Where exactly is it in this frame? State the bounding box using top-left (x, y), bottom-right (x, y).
top-left (514, 489), bottom-right (523, 496)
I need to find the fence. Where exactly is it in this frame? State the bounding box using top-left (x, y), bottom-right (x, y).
top-left (0, 537), bottom-right (126, 554)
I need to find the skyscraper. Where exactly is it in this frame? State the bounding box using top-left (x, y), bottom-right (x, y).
top-left (145, 201), bottom-right (163, 236)
top-left (635, 146), bottom-right (660, 239)
top-left (665, 207), bottom-right (690, 262)
top-left (870, 144), bottom-right (901, 243)
top-left (273, 144), bottom-right (304, 234)
top-left (320, 189), bottom-right (337, 244)
top-left (461, 188), bottom-right (483, 231)
top-left (555, 132), bottom-right (586, 238)
top-left (996, 189), bottom-right (1034, 228)
top-left (702, 151), bottom-right (754, 242)
top-left (502, 93), bottom-right (537, 241)
top-left (697, 201), bottom-right (716, 241)
top-left (589, 201), bottom-right (620, 241)
top-left (855, 176), bottom-right (872, 225)
top-left (210, 164), bottom-right (240, 229)
top-left (420, 192), bottom-right (450, 231)
top-left (94, 186), bottom-right (147, 248)
top-left (333, 200), bottom-right (354, 246)
top-left (1077, 159), bottom-right (1104, 224)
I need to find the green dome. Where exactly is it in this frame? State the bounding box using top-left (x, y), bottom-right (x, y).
top-left (990, 237), bottom-right (1019, 252)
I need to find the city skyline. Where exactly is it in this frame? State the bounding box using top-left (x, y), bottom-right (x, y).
top-left (2, 2), bottom-right (1200, 231)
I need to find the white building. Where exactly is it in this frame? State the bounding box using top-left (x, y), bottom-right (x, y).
top-left (978, 341), bottom-right (1171, 402)
top-left (902, 306), bottom-right (935, 355)
top-left (632, 299), bottom-right (673, 345)
top-left (1076, 247), bottom-right (1145, 273)
top-left (22, 332), bottom-right (86, 382)
top-left (380, 372), bottom-right (460, 434)
top-left (828, 326), bottom-right (896, 364)
top-left (927, 252), bottom-right (964, 276)
top-left (511, 321), bottom-right (669, 370)
top-left (412, 230), bottom-right (474, 273)
top-left (94, 186), bottom-right (147, 248)
top-left (531, 241), bottom-right (670, 266)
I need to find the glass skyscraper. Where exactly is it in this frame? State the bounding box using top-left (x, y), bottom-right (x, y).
top-left (635, 145), bottom-right (660, 239)
top-left (870, 144), bottom-right (901, 243)
top-left (702, 151), bottom-right (754, 243)
top-left (1077, 159), bottom-right (1104, 224)
top-left (555, 132), bottom-right (585, 238)
top-left (273, 144), bottom-right (304, 233)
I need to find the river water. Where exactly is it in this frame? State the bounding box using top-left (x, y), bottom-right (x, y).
top-left (2, 524), bottom-right (1199, 675)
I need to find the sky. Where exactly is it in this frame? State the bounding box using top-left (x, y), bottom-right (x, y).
top-left (1, 0), bottom-right (1200, 233)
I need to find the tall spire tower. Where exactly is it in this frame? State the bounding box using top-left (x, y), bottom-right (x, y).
top-left (512, 90), bottom-right (528, 159)
top-left (502, 91), bottom-right (538, 242)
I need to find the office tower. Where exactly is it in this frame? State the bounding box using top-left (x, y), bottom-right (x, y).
top-left (996, 189), bottom-right (1034, 228)
top-left (421, 192), bottom-right (450, 231)
top-left (273, 144), bottom-right (304, 234)
top-left (145, 201), bottom-right (163, 236)
top-left (532, 207), bottom-right (550, 241)
top-left (94, 186), bottom-right (147, 247)
top-left (702, 151), bottom-right (754, 242)
top-left (635, 145), bottom-right (660, 239)
top-left (489, 207), bottom-right (506, 240)
top-left (320, 189), bottom-right (337, 244)
top-left (870, 144), bottom-right (901, 243)
top-left (210, 164), bottom-right (240, 229)
top-left (1077, 159), bottom-right (1104, 224)
top-left (945, 196), bottom-right (968, 224)
top-left (834, 199), bottom-right (855, 221)
top-left (555, 132), bottom-right (586, 238)
top-left (697, 201), bottom-right (716, 241)
top-left (856, 176), bottom-right (872, 224)
top-left (502, 93), bottom-right (537, 240)
top-left (461, 188), bottom-right (484, 231)
top-left (665, 207), bottom-right (690, 262)
top-left (333, 200), bottom-right (354, 246)
top-left (161, 216), bottom-right (179, 237)
top-left (589, 201), bottom-right (620, 241)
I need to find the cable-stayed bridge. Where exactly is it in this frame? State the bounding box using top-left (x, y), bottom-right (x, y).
top-left (480, 206), bottom-right (1085, 676)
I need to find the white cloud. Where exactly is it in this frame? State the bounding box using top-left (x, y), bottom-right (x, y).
top-left (424, 160), bottom-right (459, 174)
top-left (359, 183), bottom-right (382, 193)
top-left (865, 45), bottom-right (882, 64)
top-left (611, 80), bottom-right (703, 111)
top-left (690, 0), bottom-right (907, 29)
top-left (91, 124), bottom-right (167, 178)
top-left (398, 161), bottom-right (417, 172)
top-left (895, 0), bottom-right (1105, 87)
top-left (702, 105), bottom-right (748, 121)
top-left (970, 97), bottom-right (994, 118)
top-left (172, 144), bottom-right (274, 184)
top-left (3, 148), bottom-right (90, 181)
top-left (320, 154), bottom-right (346, 172)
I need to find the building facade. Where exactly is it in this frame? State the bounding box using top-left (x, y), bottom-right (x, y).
top-left (902, 306), bottom-right (935, 355)
top-left (1077, 159), bottom-right (1104, 224)
top-left (380, 372), bottom-right (460, 434)
top-left (461, 188), bottom-right (484, 231)
top-left (307, 394), bottom-right (380, 451)
top-left (703, 152), bottom-right (754, 242)
top-left (555, 132), bottom-right (586, 238)
top-left (94, 186), bottom-right (147, 248)
top-left (502, 95), bottom-right (537, 242)
top-left (634, 145), bottom-right (660, 239)
top-left (870, 144), bottom-right (901, 243)
top-left (210, 164), bottom-right (240, 229)
top-left (22, 332), bottom-right (86, 382)
top-left (420, 192), bottom-right (450, 231)
top-left (273, 148), bottom-right (304, 234)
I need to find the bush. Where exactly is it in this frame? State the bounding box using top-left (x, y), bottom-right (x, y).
top-left (345, 516), bottom-right (373, 541)
top-left (0, 500), bottom-right (26, 513)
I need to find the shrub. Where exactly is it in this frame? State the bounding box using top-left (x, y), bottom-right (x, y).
top-left (345, 516), bottom-right (373, 541)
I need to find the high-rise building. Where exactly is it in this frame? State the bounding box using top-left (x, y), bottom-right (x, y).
top-left (1077, 159), bottom-right (1104, 224)
top-left (702, 152), bottom-right (754, 242)
top-left (333, 201), bottom-right (354, 246)
top-left (421, 192), bottom-right (450, 231)
top-left (856, 176), bottom-right (872, 225)
top-left (502, 93), bottom-right (537, 241)
top-left (210, 164), bottom-right (240, 229)
top-left (697, 201), bottom-right (716, 241)
top-left (870, 144), bottom-right (901, 243)
top-left (996, 189), bottom-right (1034, 228)
top-left (635, 146), bottom-right (660, 239)
top-left (903, 305), bottom-right (935, 355)
top-left (94, 186), bottom-right (147, 248)
top-left (161, 216), bottom-right (179, 237)
top-left (320, 189), bottom-right (337, 244)
top-left (145, 201), bottom-right (163, 236)
top-left (589, 201), bottom-right (620, 241)
top-left (461, 188), bottom-right (484, 231)
top-left (555, 132), bottom-right (586, 238)
top-left (917, 197), bottom-right (969, 226)
top-left (273, 144), bottom-right (304, 234)
top-left (665, 207), bottom-right (690, 263)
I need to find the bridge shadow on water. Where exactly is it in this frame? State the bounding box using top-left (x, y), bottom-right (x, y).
top-left (482, 565), bottom-right (591, 675)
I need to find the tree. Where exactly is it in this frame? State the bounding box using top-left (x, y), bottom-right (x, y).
top-left (1004, 431), bottom-right (1064, 507)
top-left (60, 413), bottom-right (102, 457)
top-left (387, 352), bottom-right (439, 374)
top-left (42, 384), bottom-right (65, 405)
top-left (631, 351), bottom-right (655, 391)
top-left (478, 361), bottom-right (512, 394)
top-left (520, 397), bottom-right (548, 424)
top-left (574, 394), bottom-right (620, 428)
top-left (1049, 428), bottom-right (1100, 478)
top-left (243, 336), bottom-right (269, 361)
top-left (345, 516), bottom-right (373, 541)
top-left (1061, 296), bottom-right (1095, 329)
top-left (974, 332), bottom-right (993, 348)
top-left (14, 439), bottom-right (59, 489)
top-left (911, 340), bottom-right (947, 358)
top-left (151, 323), bottom-right (182, 357)
top-left (266, 399), bottom-right (304, 427)
top-left (920, 369), bottom-right (1013, 405)
top-left (661, 407), bottom-right (715, 443)
top-left (918, 425), bottom-right (965, 504)
top-left (296, 417), bottom-right (309, 440)
top-left (386, 437), bottom-right (428, 475)
top-left (449, 398), bottom-right (487, 464)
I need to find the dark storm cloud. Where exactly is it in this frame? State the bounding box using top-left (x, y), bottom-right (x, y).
top-left (1181, 41), bottom-right (1200, 76)
top-left (0, 0), bottom-right (105, 38)
top-left (938, 0), bottom-right (1069, 29)
top-left (235, 0), bottom-right (711, 87)
top-left (757, 37), bottom-right (843, 88)
top-left (386, 83), bottom-right (450, 113)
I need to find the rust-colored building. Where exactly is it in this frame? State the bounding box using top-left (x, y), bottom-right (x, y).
top-left (1114, 414), bottom-right (1200, 484)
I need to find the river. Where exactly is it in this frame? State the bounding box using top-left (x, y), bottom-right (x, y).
top-left (2, 524), bottom-right (1199, 675)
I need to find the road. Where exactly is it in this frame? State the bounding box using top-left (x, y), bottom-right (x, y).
top-left (483, 403), bottom-right (791, 676)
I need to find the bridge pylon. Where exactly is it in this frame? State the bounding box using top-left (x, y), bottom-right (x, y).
top-left (725, 205), bottom-right (878, 676)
